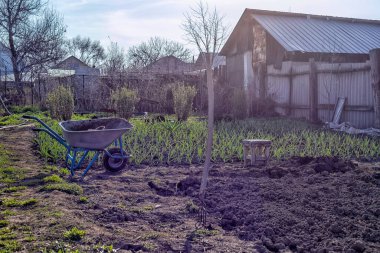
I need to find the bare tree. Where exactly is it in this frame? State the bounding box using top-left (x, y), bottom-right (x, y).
top-left (127, 37), bottom-right (191, 69)
top-left (103, 42), bottom-right (127, 76)
top-left (65, 35), bottom-right (105, 67)
top-left (0, 0), bottom-right (66, 99)
top-left (183, 1), bottom-right (227, 198)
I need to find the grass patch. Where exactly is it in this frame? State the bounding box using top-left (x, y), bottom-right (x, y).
top-left (0, 210), bottom-right (15, 217)
top-left (0, 220), bottom-right (9, 228)
top-left (185, 200), bottom-right (199, 214)
top-left (24, 235), bottom-right (36, 242)
top-left (63, 227), bottom-right (85, 241)
top-left (42, 165), bottom-right (70, 176)
top-left (140, 231), bottom-right (163, 241)
top-left (0, 239), bottom-right (21, 252)
top-left (189, 229), bottom-right (219, 241)
top-left (43, 174), bottom-right (64, 184)
top-left (0, 146), bottom-right (10, 168)
top-left (142, 242), bottom-right (156, 251)
top-left (0, 111), bottom-right (45, 127)
top-left (93, 244), bottom-right (114, 253)
top-left (0, 186), bottom-right (27, 193)
top-left (0, 227), bottom-right (17, 240)
top-left (0, 167), bottom-right (26, 185)
top-left (49, 211), bottom-right (64, 218)
top-left (78, 196), bottom-right (88, 204)
top-left (1, 198), bottom-right (37, 207)
top-left (0, 114), bottom-right (22, 127)
top-left (42, 183), bottom-right (83, 195)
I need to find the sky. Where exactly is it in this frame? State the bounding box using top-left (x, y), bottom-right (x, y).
top-left (50, 0), bottom-right (380, 55)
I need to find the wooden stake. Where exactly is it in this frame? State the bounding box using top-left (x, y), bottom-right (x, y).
top-left (370, 48), bottom-right (380, 128)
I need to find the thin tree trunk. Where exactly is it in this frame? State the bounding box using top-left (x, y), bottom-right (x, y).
top-left (9, 32), bottom-right (25, 102)
top-left (0, 95), bottom-right (11, 115)
top-left (199, 65), bottom-right (214, 199)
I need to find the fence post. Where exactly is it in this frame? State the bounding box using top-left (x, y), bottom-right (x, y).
top-left (370, 48), bottom-right (380, 128)
top-left (287, 66), bottom-right (293, 116)
top-left (309, 58), bottom-right (318, 122)
top-left (38, 74), bottom-right (41, 102)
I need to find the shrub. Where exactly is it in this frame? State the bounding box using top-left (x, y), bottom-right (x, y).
top-left (250, 95), bottom-right (277, 117)
top-left (215, 84), bottom-right (233, 120)
top-left (172, 83), bottom-right (197, 121)
top-left (46, 86), bottom-right (74, 121)
top-left (111, 87), bottom-right (138, 119)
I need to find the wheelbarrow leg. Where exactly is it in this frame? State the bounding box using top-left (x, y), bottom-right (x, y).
top-left (80, 151), bottom-right (100, 179)
top-left (69, 149), bottom-right (77, 176)
top-left (76, 150), bottom-right (89, 169)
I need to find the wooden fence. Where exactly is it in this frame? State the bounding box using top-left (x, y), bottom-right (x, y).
top-left (267, 61), bottom-right (374, 128)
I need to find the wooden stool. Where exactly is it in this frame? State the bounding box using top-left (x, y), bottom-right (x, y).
top-left (242, 139), bottom-right (271, 166)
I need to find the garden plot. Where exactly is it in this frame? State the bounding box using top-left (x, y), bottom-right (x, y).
top-left (0, 116), bottom-right (379, 252)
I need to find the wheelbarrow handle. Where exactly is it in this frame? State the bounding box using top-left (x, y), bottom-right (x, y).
top-left (32, 128), bottom-right (44, 132)
top-left (22, 115), bottom-right (68, 148)
top-left (21, 115), bottom-right (35, 120)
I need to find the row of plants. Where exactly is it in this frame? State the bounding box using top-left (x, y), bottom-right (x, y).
top-left (34, 116), bottom-right (380, 165)
top-left (4, 86), bottom-right (379, 165)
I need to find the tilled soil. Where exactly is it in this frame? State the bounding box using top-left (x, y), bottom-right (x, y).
top-left (187, 157), bottom-right (380, 253)
top-left (0, 127), bottom-right (379, 252)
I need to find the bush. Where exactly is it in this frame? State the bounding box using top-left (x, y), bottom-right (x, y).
top-left (250, 95), bottom-right (277, 117)
top-left (172, 83), bottom-right (197, 121)
top-left (111, 87), bottom-right (138, 119)
top-left (46, 86), bottom-right (74, 121)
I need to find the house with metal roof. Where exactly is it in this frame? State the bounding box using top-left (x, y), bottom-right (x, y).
top-left (220, 9), bottom-right (380, 128)
top-left (143, 55), bottom-right (193, 74)
top-left (0, 43), bottom-right (13, 77)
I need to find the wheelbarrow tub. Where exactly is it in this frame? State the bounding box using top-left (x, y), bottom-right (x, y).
top-left (59, 118), bottom-right (133, 150)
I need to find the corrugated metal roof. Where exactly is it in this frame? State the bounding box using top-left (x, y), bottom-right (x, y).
top-left (253, 14), bottom-right (380, 54)
top-left (0, 52), bottom-right (14, 74)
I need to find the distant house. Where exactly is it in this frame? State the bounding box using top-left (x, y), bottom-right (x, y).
top-left (220, 9), bottom-right (380, 128)
top-left (50, 56), bottom-right (100, 77)
top-left (46, 56), bottom-right (101, 111)
top-left (0, 43), bottom-right (13, 77)
top-left (144, 55), bottom-right (193, 74)
top-left (193, 52), bottom-right (225, 71)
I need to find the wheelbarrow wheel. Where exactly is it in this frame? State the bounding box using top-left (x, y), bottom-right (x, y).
top-left (103, 148), bottom-right (128, 172)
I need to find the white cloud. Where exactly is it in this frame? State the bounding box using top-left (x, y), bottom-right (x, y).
top-left (50, 0), bottom-right (380, 54)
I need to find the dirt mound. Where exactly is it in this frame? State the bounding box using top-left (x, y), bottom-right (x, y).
top-left (200, 157), bottom-right (380, 252)
top-left (96, 207), bottom-right (136, 223)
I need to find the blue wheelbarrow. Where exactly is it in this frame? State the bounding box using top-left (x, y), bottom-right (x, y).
top-left (22, 115), bottom-right (133, 178)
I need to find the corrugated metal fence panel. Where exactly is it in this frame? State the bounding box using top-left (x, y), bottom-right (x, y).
top-left (267, 61), bottom-right (375, 128)
top-left (316, 62), bottom-right (373, 127)
top-left (291, 72), bottom-right (310, 119)
top-left (267, 62), bottom-right (291, 115)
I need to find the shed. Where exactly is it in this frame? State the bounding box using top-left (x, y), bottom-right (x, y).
top-left (220, 9), bottom-right (380, 128)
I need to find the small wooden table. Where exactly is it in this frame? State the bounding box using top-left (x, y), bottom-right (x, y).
top-left (242, 139), bottom-right (272, 166)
